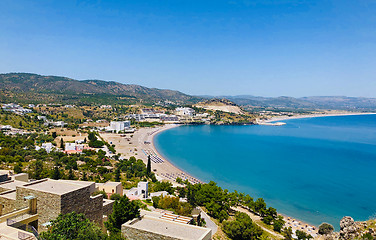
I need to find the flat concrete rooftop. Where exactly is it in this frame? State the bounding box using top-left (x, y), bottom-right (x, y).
top-left (0, 190), bottom-right (16, 200)
top-left (0, 180), bottom-right (27, 191)
top-left (96, 181), bottom-right (121, 187)
top-left (124, 215), bottom-right (211, 240)
top-left (20, 179), bottom-right (89, 195)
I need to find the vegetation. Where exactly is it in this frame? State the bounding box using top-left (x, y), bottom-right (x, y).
top-left (296, 230), bottom-right (313, 240)
top-left (152, 195), bottom-right (193, 216)
top-left (40, 212), bottom-right (108, 240)
top-left (0, 73), bottom-right (202, 105)
top-left (318, 222), bottom-right (334, 235)
top-left (88, 132), bottom-right (104, 148)
top-left (222, 212), bottom-right (263, 240)
top-left (105, 195), bottom-right (140, 234)
top-left (150, 180), bottom-right (174, 194)
top-left (0, 111), bottom-right (47, 130)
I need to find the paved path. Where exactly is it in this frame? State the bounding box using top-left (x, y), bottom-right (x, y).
top-left (199, 207), bottom-right (218, 235)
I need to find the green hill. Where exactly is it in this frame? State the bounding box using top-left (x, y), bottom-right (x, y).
top-left (0, 73), bottom-right (202, 105)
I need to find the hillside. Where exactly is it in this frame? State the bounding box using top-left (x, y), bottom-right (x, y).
top-left (0, 73), bottom-right (202, 105)
top-left (221, 95), bottom-right (376, 111)
top-left (194, 98), bottom-right (244, 114)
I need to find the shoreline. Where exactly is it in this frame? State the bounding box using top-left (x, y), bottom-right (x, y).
top-left (149, 124), bottom-right (204, 184)
top-left (100, 124), bottom-right (204, 185)
top-left (262, 112), bottom-right (376, 123)
top-left (148, 124), bottom-right (319, 235)
top-left (102, 121), bottom-right (354, 235)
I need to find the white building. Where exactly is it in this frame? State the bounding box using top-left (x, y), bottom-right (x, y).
top-left (125, 181), bottom-right (148, 199)
top-left (51, 121), bottom-right (67, 127)
top-left (96, 182), bottom-right (123, 197)
top-left (37, 116), bottom-right (47, 121)
top-left (107, 121), bottom-right (131, 133)
top-left (100, 105), bottom-right (112, 109)
top-left (42, 143), bottom-right (54, 153)
top-left (65, 143), bottom-right (85, 151)
top-left (149, 191), bottom-right (169, 198)
top-left (65, 143), bottom-right (77, 151)
top-left (175, 107), bottom-right (195, 116)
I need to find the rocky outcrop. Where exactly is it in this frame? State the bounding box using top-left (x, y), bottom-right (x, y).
top-left (316, 216), bottom-right (376, 240)
top-left (339, 217), bottom-right (358, 240)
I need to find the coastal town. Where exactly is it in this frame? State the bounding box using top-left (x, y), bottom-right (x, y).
top-left (1, 99), bottom-right (374, 240)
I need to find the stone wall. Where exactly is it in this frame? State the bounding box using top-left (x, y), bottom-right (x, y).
top-left (0, 191), bottom-right (16, 215)
top-left (60, 186), bottom-right (103, 226)
top-left (16, 186), bottom-right (61, 231)
top-left (121, 224), bottom-right (178, 240)
top-left (0, 186), bottom-right (10, 193)
top-left (102, 200), bottom-right (114, 217)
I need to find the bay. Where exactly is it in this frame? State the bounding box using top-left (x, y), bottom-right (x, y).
top-left (154, 114), bottom-right (376, 229)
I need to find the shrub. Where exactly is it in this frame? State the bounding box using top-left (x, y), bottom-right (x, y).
top-left (318, 223), bottom-right (334, 235)
top-left (223, 212), bottom-right (263, 240)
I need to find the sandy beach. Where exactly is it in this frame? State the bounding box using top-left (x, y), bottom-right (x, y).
top-left (100, 124), bottom-right (203, 185)
top-left (100, 123), bottom-right (321, 236)
top-left (263, 112), bottom-right (376, 123)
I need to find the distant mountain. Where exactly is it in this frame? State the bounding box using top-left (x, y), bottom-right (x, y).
top-left (0, 73), bottom-right (202, 105)
top-left (2, 73), bottom-right (375, 111)
top-left (221, 95), bottom-right (376, 111)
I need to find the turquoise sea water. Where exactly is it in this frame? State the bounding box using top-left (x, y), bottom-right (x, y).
top-left (154, 114), bottom-right (376, 229)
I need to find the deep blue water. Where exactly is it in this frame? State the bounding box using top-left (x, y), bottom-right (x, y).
top-left (154, 114), bottom-right (376, 229)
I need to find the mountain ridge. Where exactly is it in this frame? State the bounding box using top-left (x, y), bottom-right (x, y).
top-left (1, 72), bottom-right (376, 111)
top-left (0, 72), bottom-right (202, 104)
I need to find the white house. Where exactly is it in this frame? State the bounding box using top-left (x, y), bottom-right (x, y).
top-left (42, 143), bottom-right (54, 153)
top-left (36, 143), bottom-right (54, 153)
top-left (125, 181), bottom-right (148, 199)
top-left (175, 107), bottom-right (195, 116)
top-left (107, 121), bottom-right (131, 133)
top-left (65, 143), bottom-right (76, 151)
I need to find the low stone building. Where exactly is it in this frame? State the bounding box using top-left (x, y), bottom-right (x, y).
top-left (0, 178), bottom-right (114, 233)
top-left (121, 210), bottom-right (212, 240)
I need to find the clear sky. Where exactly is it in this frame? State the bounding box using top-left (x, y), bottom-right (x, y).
top-left (1, 0), bottom-right (376, 97)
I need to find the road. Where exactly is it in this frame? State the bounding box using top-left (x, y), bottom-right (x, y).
top-left (199, 207), bottom-right (218, 235)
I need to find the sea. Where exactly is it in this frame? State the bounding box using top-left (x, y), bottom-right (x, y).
top-left (154, 114), bottom-right (376, 229)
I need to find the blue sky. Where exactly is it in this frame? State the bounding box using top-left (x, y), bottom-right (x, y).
top-left (1, 0), bottom-right (376, 97)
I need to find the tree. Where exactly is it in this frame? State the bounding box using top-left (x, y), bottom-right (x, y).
top-left (273, 216), bottom-right (285, 232)
top-left (254, 198), bottom-right (267, 215)
top-left (176, 177), bottom-right (183, 184)
top-left (60, 138), bottom-right (65, 150)
top-left (52, 132), bottom-right (57, 139)
top-left (51, 166), bottom-right (62, 180)
top-left (14, 162), bottom-right (22, 174)
top-left (81, 172), bottom-right (88, 181)
top-left (114, 167), bottom-right (121, 182)
top-left (262, 207), bottom-right (277, 225)
top-left (88, 140), bottom-right (104, 148)
top-left (110, 193), bottom-right (121, 201)
top-left (34, 159), bottom-right (44, 180)
top-left (153, 181), bottom-right (174, 194)
top-left (296, 230), bottom-right (313, 240)
top-left (68, 168), bottom-right (75, 180)
top-left (146, 155), bottom-right (151, 176)
top-left (318, 223), bottom-right (334, 235)
top-left (105, 195), bottom-right (140, 233)
top-left (283, 227), bottom-right (294, 240)
top-left (40, 212), bottom-right (107, 240)
top-left (88, 132), bottom-right (97, 142)
top-left (223, 212), bottom-right (263, 240)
